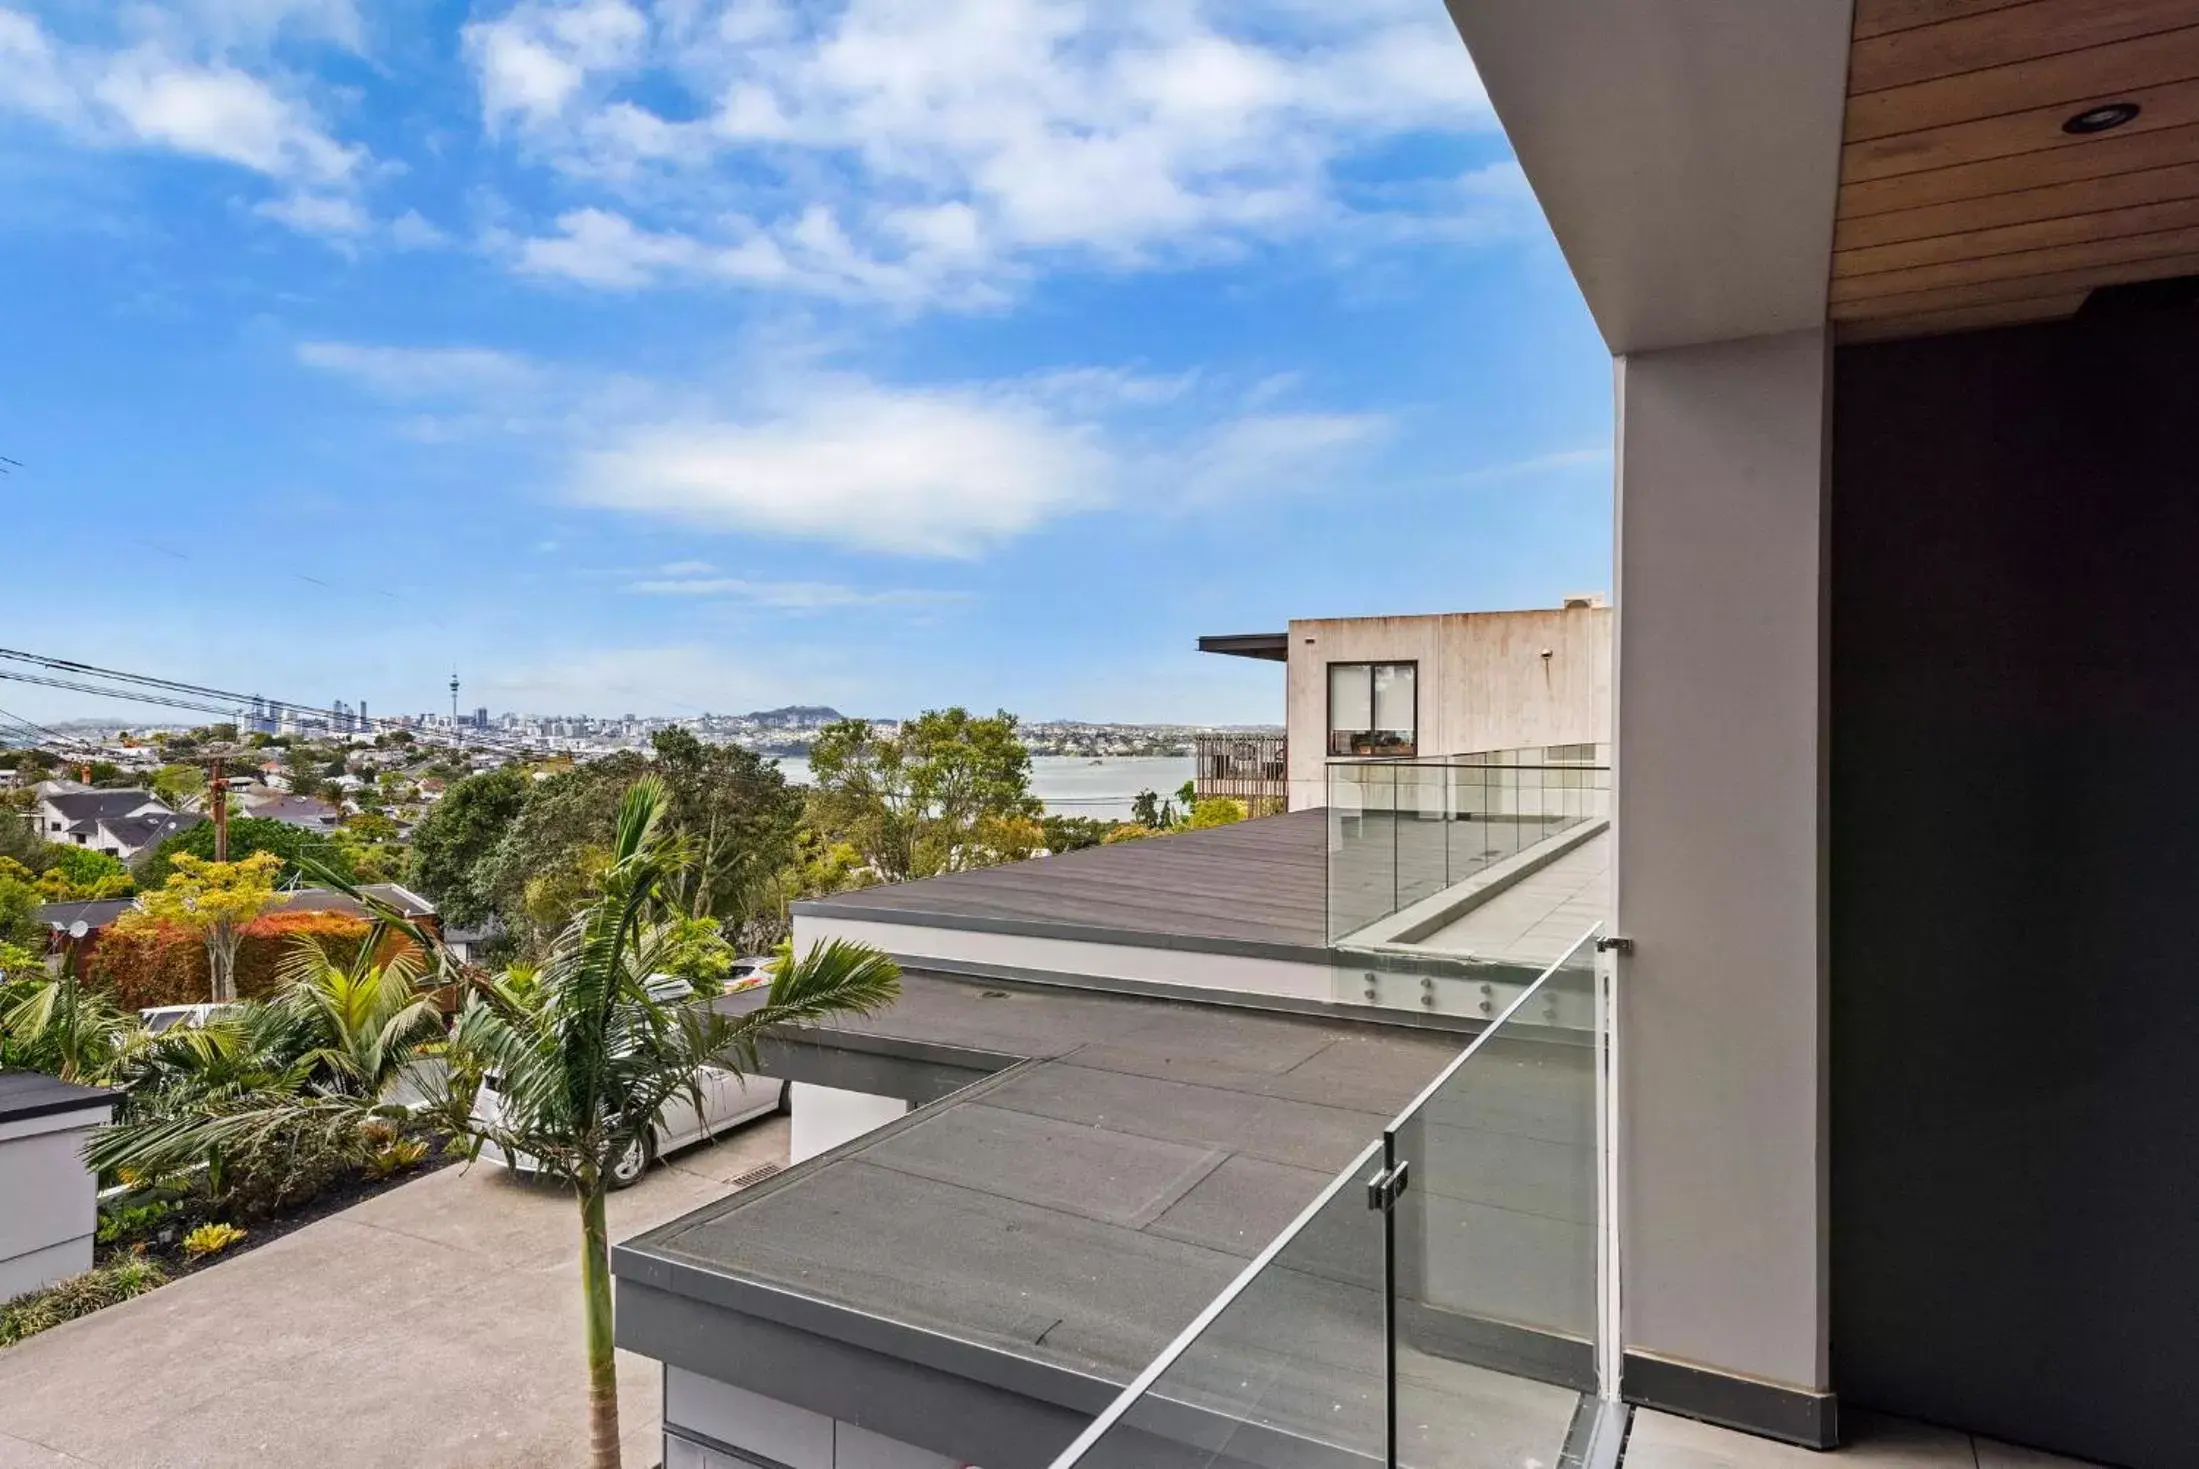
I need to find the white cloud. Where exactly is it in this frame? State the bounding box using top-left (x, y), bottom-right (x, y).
top-left (0, 7), bottom-right (372, 237)
top-left (256, 189), bottom-right (365, 234)
top-left (467, 0), bottom-right (645, 130)
top-left (466, 0), bottom-right (1502, 303)
top-left (300, 334), bottom-right (1391, 557)
top-left (296, 340), bottom-right (544, 397)
top-left (1181, 412), bottom-right (1391, 504)
top-left (625, 577), bottom-right (969, 610)
top-left (1456, 448), bottom-right (1611, 486)
top-left (577, 375), bottom-right (1111, 557)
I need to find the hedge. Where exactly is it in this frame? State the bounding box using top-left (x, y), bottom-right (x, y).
top-left (89, 909), bottom-right (383, 1011)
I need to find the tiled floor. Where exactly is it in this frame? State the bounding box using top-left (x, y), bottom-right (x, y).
top-left (1624, 1409), bottom-right (2107, 1469)
top-left (1416, 828), bottom-right (1610, 965)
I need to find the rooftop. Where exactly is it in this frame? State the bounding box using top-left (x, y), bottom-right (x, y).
top-left (801, 807), bottom-right (1331, 960)
top-left (0, 1071), bottom-right (113, 1124)
top-left (619, 969), bottom-right (1600, 1466)
top-left (616, 975), bottom-right (1477, 1454)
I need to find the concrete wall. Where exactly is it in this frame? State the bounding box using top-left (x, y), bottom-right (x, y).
top-left (0, 1105), bottom-right (111, 1301)
top-left (789, 1083), bottom-right (908, 1166)
top-left (1284, 607), bottom-right (1610, 809)
top-left (1612, 328), bottom-right (1830, 1402)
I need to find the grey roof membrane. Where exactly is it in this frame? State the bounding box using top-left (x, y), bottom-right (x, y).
top-left (621, 972), bottom-right (1466, 1390)
top-left (0, 1070), bottom-right (114, 1122)
top-left (796, 806), bottom-right (1332, 953)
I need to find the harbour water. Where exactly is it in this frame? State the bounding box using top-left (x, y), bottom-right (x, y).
top-left (770, 753), bottom-right (1196, 822)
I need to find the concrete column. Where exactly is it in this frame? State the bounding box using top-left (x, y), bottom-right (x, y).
top-left (1611, 327), bottom-right (1831, 1435)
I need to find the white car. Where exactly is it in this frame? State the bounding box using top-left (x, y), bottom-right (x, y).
top-left (472, 1061), bottom-right (786, 1188)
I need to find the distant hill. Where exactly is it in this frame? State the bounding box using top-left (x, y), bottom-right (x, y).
top-left (745, 705), bottom-right (844, 727)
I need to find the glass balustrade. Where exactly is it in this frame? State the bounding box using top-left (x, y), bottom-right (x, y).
top-left (1051, 926), bottom-right (1620, 1469)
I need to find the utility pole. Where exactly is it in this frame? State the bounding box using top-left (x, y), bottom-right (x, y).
top-left (191, 741), bottom-right (244, 863)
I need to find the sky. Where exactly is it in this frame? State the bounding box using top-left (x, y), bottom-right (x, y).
top-left (0, 0), bottom-right (1611, 728)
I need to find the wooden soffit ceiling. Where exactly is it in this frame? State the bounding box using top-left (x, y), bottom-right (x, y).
top-left (1833, 0), bottom-right (2199, 343)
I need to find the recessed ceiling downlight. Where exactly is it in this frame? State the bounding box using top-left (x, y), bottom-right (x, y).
top-left (2064, 101), bottom-right (2142, 135)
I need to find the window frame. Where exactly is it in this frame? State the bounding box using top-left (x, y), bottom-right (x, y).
top-left (1325, 659), bottom-right (1419, 758)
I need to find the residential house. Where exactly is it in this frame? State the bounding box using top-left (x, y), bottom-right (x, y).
top-left (615, 6), bottom-right (2196, 1469)
top-left (33, 789), bottom-right (171, 851)
top-left (1198, 599), bottom-right (1611, 811)
top-left (93, 810), bottom-right (204, 862)
top-left (242, 794), bottom-right (343, 832)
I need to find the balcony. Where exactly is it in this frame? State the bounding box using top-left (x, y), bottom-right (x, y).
top-left (1046, 926), bottom-right (1620, 1469)
top-left (1193, 732), bottom-right (1287, 812)
top-left (1326, 745), bottom-right (1611, 952)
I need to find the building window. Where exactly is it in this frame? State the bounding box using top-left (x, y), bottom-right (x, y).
top-left (1327, 661), bottom-right (1417, 757)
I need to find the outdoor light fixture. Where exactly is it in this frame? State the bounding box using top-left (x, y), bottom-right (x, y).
top-left (2064, 101), bottom-right (2141, 135)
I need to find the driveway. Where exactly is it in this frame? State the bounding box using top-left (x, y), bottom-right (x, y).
top-left (0, 1117), bottom-right (790, 1469)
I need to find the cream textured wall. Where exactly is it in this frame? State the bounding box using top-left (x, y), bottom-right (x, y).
top-left (1282, 607), bottom-right (1612, 809)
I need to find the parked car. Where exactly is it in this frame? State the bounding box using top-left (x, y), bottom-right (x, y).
top-left (471, 1061), bottom-right (787, 1188)
top-left (138, 1002), bottom-right (237, 1034)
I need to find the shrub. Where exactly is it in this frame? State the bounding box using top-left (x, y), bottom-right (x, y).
top-left (95, 1199), bottom-right (179, 1246)
top-left (214, 1116), bottom-right (367, 1222)
top-left (1101, 823), bottom-right (1161, 844)
top-left (181, 1222), bottom-right (247, 1259)
top-left (0, 1257), bottom-right (169, 1346)
top-left (90, 909), bottom-right (381, 1011)
top-left (1185, 797), bottom-right (1248, 830)
top-left (365, 1135), bottom-right (430, 1179)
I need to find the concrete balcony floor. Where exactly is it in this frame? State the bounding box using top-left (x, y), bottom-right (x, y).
top-left (1627, 1408), bottom-right (2104, 1469)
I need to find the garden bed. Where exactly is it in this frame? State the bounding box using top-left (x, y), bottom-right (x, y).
top-left (98, 1135), bottom-right (465, 1280)
top-left (3, 1135), bottom-right (464, 1348)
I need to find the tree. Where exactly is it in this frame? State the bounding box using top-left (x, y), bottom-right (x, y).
top-left (34, 847), bottom-right (133, 900)
top-left (138, 815), bottom-right (351, 888)
top-left (642, 728), bottom-right (803, 936)
top-left (151, 763), bottom-right (206, 809)
top-left (407, 766), bottom-right (528, 928)
top-left (118, 851), bottom-right (286, 1002)
top-left (469, 739), bottom-right (802, 952)
top-left (0, 863), bottom-right (43, 945)
top-left (807, 709), bottom-right (1040, 881)
top-left (1185, 797), bottom-right (1248, 830)
top-left (1041, 815), bottom-right (1114, 854)
top-left (416, 778), bottom-right (899, 1467)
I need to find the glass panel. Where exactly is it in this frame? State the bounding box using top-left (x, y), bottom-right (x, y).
top-left (1327, 747), bottom-right (1611, 951)
top-left (1050, 1142), bottom-right (1389, 1469)
top-left (1328, 662), bottom-right (1372, 756)
top-left (1384, 927), bottom-right (1605, 1468)
top-left (1372, 663), bottom-right (1416, 756)
top-left (1327, 763), bottom-right (1397, 941)
top-left (1393, 762), bottom-right (1449, 910)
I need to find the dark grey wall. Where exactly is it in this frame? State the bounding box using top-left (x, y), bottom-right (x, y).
top-left (1830, 297), bottom-right (2199, 1469)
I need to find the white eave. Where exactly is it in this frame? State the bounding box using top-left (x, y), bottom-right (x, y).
top-left (1445, 0), bottom-right (1854, 354)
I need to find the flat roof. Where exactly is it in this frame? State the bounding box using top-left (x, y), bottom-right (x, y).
top-left (1195, 632), bottom-right (1288, 661)
top-left (798, 808), bottom-right (1331, 960)
top-left (0, 1071), bottom-right (114, 1123)
top-left (617, 971), bottom-right (1597, 1467)
top-left (617, 973), bottom-right (1462, 1380)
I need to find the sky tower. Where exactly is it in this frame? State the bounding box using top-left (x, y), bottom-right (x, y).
top-left (449, 670), bottom-right (459, 726)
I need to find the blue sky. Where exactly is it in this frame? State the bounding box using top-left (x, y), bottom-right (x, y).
top-left (0, 0), bottom-right (1610, 727)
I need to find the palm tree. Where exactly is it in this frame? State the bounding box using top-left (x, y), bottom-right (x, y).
top-left (435, 776), bottom-right (900, 1468)
top-left (264, 932), bottom-right (442, 1103)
